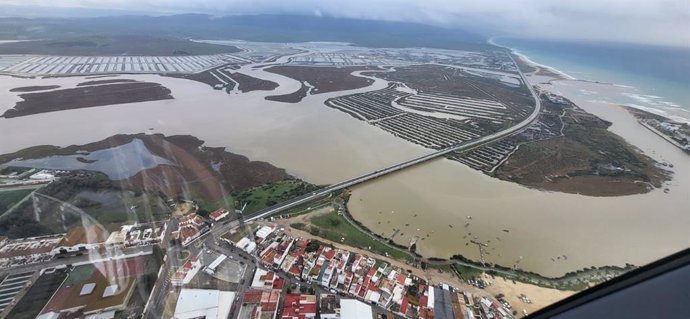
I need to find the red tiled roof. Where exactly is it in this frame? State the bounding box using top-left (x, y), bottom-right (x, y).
top-left (178, 227), bottom-right (199, 242)
top-left (400, 296), bottom-right (409, 314)
top-left (262, 302), bottom-right (278, 311)
top-left (272, 277), bottom-right (285, 290)
top-left (288, 264), bottom-right (301, 276)
top-left (281, 294), bottom-right (317, 319)
top-left (209, 208), bottom-right (228, 220)
top-left (358, 286), bottom-right (367, 298)
top-left (243, 290), bottom-right (262, 303)
top-left (420, 295), bottom-right (428, 308)
top-left (396, 273), bottom-right (407, 285)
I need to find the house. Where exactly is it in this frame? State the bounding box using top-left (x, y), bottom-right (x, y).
top-left (172, 257), bottom-right (202, 286)
top-left (319, 294), bottom-right (340, 319)
top-left (51, 224), bottom-right (109, 256)
top-left (209, 209), bottom-right (230, 222)
top-left (281, 294), bottom-right (316, 319)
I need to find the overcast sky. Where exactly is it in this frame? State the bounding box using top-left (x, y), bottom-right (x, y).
top-left (3, 0), bottom-right (689, 47)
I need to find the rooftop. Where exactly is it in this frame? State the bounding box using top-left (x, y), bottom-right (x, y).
top-left (340, 299), bottom-right (373, 319)
top-left (57, 224), bottom-right (109, 248)
top-left (0, 235), bottom-right (63, 259)
top-left (174, 288), bottom-right (235, 319)
top-left (39, 256), bottom-right (147, 316)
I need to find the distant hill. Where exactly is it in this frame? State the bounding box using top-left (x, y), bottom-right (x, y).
top-left (0, 35), bottom-right (240, 56)
top-left (0, 14), bottom-right (493, 51)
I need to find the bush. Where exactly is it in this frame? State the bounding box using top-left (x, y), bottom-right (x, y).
top-left (290, 223), bottom-right (306, 230)
top-left (305, 241), bottom-right (320, 253)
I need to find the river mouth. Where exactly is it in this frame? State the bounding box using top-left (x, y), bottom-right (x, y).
top-left (347, 76), bottom-right (690, 278)
top-left (1, 44), bottom-right (687, 278)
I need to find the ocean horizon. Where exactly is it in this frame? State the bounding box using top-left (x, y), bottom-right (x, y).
top-left (490, 37), bottom-right (690, 123)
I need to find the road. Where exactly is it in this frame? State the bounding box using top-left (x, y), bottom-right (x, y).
top-left (214, 55), bottom-right (541, 233)
top-left (0, 245), bottom-right (154, 277)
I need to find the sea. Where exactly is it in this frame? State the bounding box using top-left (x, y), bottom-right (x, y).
top-left (490, 37), bottom-right (690, 123)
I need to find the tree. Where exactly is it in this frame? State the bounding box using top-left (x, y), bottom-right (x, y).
top-left (305, 241), bottom-right (320, 253)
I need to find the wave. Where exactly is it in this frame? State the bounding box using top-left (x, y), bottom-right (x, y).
top-left (489, 37), bottom-right (690, 124)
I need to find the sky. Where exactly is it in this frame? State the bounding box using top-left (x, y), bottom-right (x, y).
top-left (2, 0), bottom-right (689, 47)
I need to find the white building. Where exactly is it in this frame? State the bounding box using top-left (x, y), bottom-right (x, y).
top-left (340, 299), bottom-right (373, 319)
top-left (29, 170), bottom-right (55, 181)
top-left (255, 225), bottom-right (274, 240)
top-left (173, 289), bottom-right (235, 319)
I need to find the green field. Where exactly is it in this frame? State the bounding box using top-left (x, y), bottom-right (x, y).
top-left (308, 211), bottom-right (412, 260)
top-left (0, 188), bottom-right (34, 215)
top-left (73, 191), bottom-right (171, 230)
top-left (232, 179), bottom-right (319, 214)
top-left (453, 264), bottom-right (484, 280)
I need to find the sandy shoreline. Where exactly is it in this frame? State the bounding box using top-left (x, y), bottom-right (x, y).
top-left (489, 37), bottom-right (690, 125)
top-left (488, 37), bottom-right (575, 81)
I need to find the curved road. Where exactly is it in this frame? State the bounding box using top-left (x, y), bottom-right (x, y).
top-left (242, 57), bottom-right (540, 223)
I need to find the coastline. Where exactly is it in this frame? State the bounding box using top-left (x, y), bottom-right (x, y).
top-left (638, 120), bottom-right (690, 152)
top-left (488, 36), bottom-right (576, 80)
top-left (488, 36), bottom-right (690, 125)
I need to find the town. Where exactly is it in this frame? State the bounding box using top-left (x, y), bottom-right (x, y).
top-left (0, 198), bottom-right (530, 319)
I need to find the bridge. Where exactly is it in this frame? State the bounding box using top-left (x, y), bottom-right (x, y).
top-left (233, 55), bottom-right (541, 227)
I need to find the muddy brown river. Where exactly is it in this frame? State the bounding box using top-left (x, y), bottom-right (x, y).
top-left (1, 58), bottom-right (687, 277)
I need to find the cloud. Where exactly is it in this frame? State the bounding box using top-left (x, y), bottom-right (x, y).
top-left (2, 0), bottom-right (689, 46)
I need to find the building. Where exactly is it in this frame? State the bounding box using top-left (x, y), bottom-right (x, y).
top-left (237, 289), bottom-right (281, 319)
top-left (51, 224), bottom-right (110, 256)
top-left (175, 213), bottom-right (209, 246)
top-left (255, 225), bottom-right (275, 242)
top-left (319, 294), bottom-right (340, 319)
top-left (37, 257), bottom-right (146, 318)
top-left (0, 234), bottom-right (62, 264)
top-left (105, 223), bottom-right (166, 247)
top-left (172, 257), bottom-right (202, 286)
top-left (281, 294), bottom-right (316, 319)
top-left (204, 254), bottom-right (228, 275)
top-left (251, 268), bottom-right (277, 289)
top-left (173, 288), bottom-right (235, 319)
top-left (209, 208), bottom-right (230, 222)
top-left (178, 213), bottom-right (206, 228)
top-left (340, 299), bottom-right (373, 319)
top-left (29, 170), bottom-right (55, 181)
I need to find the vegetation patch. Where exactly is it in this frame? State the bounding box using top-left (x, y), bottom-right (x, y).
top-left (2, 82), bottom-right (173, 118)
top-left (494, 95), bottom-right (670, 196)
top-left (0, 188), bottom-right (34, 215)
top-left (308, 211), bottom-right (411, 260)
top-left (232, 179), bottom-right (319, 214)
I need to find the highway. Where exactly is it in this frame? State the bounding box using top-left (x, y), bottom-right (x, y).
top-left (238, 55), bottom-right (541, 224)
